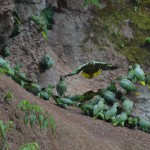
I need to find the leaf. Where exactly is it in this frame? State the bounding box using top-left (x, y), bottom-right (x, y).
top-left (42, 31), bottom-right (47, 41)
top-left (83, 0), bottom-right (101, 7)
top-left (6, 91), bottom-right (14, 99)
top-left (37, 114), bottom-right (44, 128)
top-left (24, 112), bottom-right (29, 125)
top-left (49, 116), bottom-right (56, 134)
top-left (29, 112), bottom-right (37, 127)
top-left (40, 5), bottom-right (54, 29)
top-left (42, 118), bottom-right (48, 129)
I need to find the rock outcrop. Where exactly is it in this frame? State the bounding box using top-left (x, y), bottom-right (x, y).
top-left (0, 0), bottom-right (14, 52)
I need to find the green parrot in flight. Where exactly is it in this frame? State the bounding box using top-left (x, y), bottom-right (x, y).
top-left (63, 60), bottom-right (117, 79)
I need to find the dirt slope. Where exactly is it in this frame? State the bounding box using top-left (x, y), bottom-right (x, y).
top-left (0, 75), bottom-right (150, 150)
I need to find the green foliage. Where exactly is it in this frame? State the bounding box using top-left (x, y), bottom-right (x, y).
top-left (40, 5), bottom-right (54, 30)
top-left (83, 0), bottom-right (101, 8)
top-left (0, 120), bottom-right (15, 149)
top-left (19, 142), bottom-right (40, 150)
top-left (18, 100), bottom-right (43, 112)
top-left (18, 100), bottom-right (56, 133)
top-left (29, 5), bottom-right (54, 40)
top-left (6, 91), bottom-right (14, 99)
top-left (89, 3), bottom-right (150, 65)
top-left (10, 10), bottom-right (23, 38)
top-left (49, 115), bottom-right (56, 134)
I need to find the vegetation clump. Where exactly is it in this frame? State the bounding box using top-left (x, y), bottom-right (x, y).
top-left (19, 142), bottom-right (40, 150)
top-left (0, 120), bottom-right (15, 149)
top-left (88, 1), bottom-right (150, 65)
top-left (18, 100), bottom-right (56, 133)
top-left (29, 5), bottom-right (54, 41)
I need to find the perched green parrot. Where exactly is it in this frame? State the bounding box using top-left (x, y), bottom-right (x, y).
top-left (127, 66), bottom-right (135, 81)
top-left (106, 81), bottom-right (117, 93)
top-left (112, 112), bottom-right (127, 127)
top-left (12, 71), bottom-right (33, 87)
top-left (80, 103), bottom-right (95, 117)
top-left (139, 119), bottom-right (150, 133)
top-left (56, 76), bottom-right (67, 97)
top-left (119, 77), bottom-right (136, 93)
top-left (90, 95), bottom-right (103, 105)
top-left (55, 98), bottom-right (80, 109)
top-left (63, 60), bottom-right (117, 79)
top-left (96, 104), bottom-right (109, 120)
top-left (66, 95), bottom-right (83, 102)
top-left (93, 98), bottom-right (105, 118)
top-left (121, 97), bottom-right (133, 115)
top-left (26, 83), bottom-right (41, 96)
top-left (66, 91), bottom-right (96, 103)
top-left (99, 89), bottom-right (117, 105)
top-left (1, 46), bottom-right (11, 58)
top-left (0, 57), bottom-right (14, 76)
top-left (128, 117), bottom-right (138, 128)
top-left (105, 102), bottom-right (119, 121)
top-left (40, 85), bottom-right (53, 100)
top-left (133, 64), bottom-right (145, 85)
top-left (40, 54), bottom-right (54, 70)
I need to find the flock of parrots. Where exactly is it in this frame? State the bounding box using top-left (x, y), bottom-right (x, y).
top-left (55, 62), bottom-right (150, 133)
top-left (0, 5), bottom-right (150, 134)
top-left (1, 55), bottom-right (150, 133)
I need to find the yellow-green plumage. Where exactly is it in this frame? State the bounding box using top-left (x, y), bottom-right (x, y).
top-left (105, 102), bottom-right (119, 121)
top-left (93, 98), bottom-right (105, 117)
top-left (127, 66), bottom-right (135, 81)
top-left (122, 97), bottom-right (133, 115)
top-left (128, 117), bottom-right (138, 127)
top-left (119, 78), bottom-right (136, 93)
top-left (100, 89), bottom-right (117, 104)
top-left (113, 112), bottom-right (127, 127)
top-left (134, 64), bottom-right (145, 84)
top-left (80, 104), bottom-right (95, 117)
top-left (64, 60), bottom-right (117, 79)
top-left (139, 119), bottom-right (150, 132)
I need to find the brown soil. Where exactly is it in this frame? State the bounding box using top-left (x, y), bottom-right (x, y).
top-left (0, 75), bottom-right (150, 150)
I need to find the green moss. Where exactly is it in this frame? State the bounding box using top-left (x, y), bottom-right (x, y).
top-left (88, 4), bottom-right (150, 65)
top-left (130, 11), bottom-right (150, 30)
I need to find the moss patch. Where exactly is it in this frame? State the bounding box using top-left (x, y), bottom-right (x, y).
top-left (89, 3), bottom-right (150, 65)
